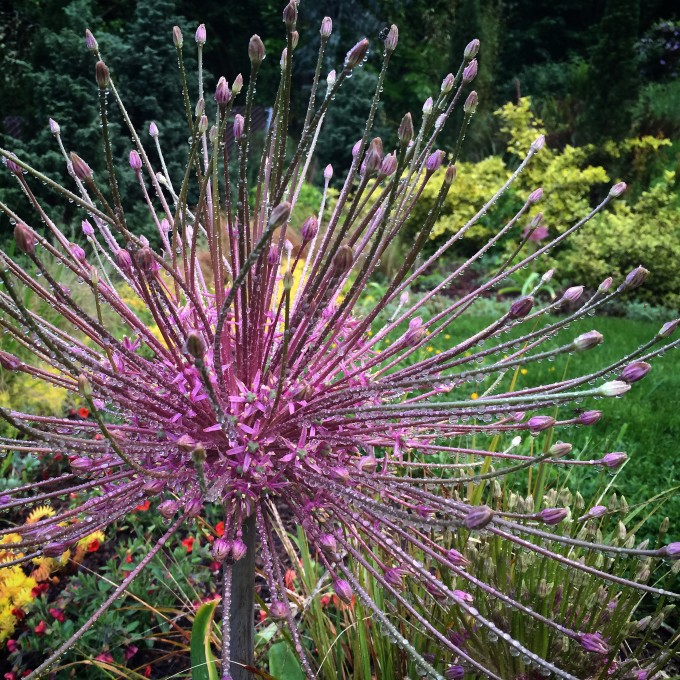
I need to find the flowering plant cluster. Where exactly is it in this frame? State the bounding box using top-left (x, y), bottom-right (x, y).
top-left (0, 2), bottom-right (678, 678)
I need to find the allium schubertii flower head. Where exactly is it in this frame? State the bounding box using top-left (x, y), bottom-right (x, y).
top-left (1, 5), bottom-right (679, 679)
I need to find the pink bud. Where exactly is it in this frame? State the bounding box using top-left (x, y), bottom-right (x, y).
top-left (14, 223), bottom-right (36, 255)
top-left (573, 330), bottom-right (603, 351)
top-left (320, 17), bottom-right (333, 38)
top-left (269, 600), bottom-right (288, 620)
top-left (232, 73), bottom-right (243, 95)
top-left (345, 38), bottom-right (369, 69)
top-left (384, 24), bottom-right (398, 52)
top-left (333, 579), bottom-right (353, 603)
top-left (267, 245), bottom-right (280, 265)
top-left (598, 277), bottom-right (613, 293)
top-left (231, 538), bottom-right (247, 561)
top-left (215, 76), bottom-right (231, 105)
top-left (464, 38), bottom-right (480, 60)
top-left (422, 97), bottom-right (433, 114)
top-left (599, 380), bottom-right (630, 397)
top-left (580, 633), bottom-right (610, 655)
top-left (463, 91), bottom-right (478, 114)
top-left (185, 497), bottom-right (203, 517)
top-left (116, 249), bottom-right (133, 274)
top-left (509, 296), bottom-right (534, 319)
top-left (425, 150), bottom-right (445, 173)
top-left (463, 505), bottom-right (494, 530)
top-left (195, 24), bottom-right (206, 45)
top-left (609, 182), bottom-right (627, 198)
top-left (49, 118), bottom-right (60, 136)
top-left (301, 216), bottom-right (318, 241)
top-left (283, 1), bottom-right (297, 28)
top-left (318, 533), bottom-right (337, 553)
top-left (158, 500), bottom-right (180, 518)
top-left (446, 549), bottom-right (470, 567)
top-left (129, 150), bottom-right (142, 171)
top-left (85, 29), bottom-right (98, 52)
top-left (662, 542), bottom-right (680, 558)
top-left (578, 410), bottom-right (602, 426)
top-left (384, 568), bottom-right (404, 587)
top-left (462, 59), bottom-right (477, 83)
top-left (528, 415), bottom-right (556, 433)
top-left (538, 507), bottom-right (568, 525)
top-left (620, 361), bottom-right (651, 383)
top-left (380, 152), bottom-right (397, 176)
top-left (249, 35), bottom-right (266, 65)
top-left (212, 538), bottom-right (231, 561)
top-left (622, 266), bottom-right (649, 291)
top-left (324, 164), bottom-right (333, 180)
top-left (600, 452), bottom-right (627, 468)
top-left (82, 220), bottom-right (94, 237)
top-left (441, 73), bottom-right (454, 93)
top-left (562, 286), bottom-right (584, 302)
top-left (172, 26), bottom-right (183, 48)
top-left (0, 351), bottom-right (22, 371)
top-left (532, 135), bottom-right (546, 151)
top-left (659, 319), bottom-right (680, 338)
top-left (69, 152), bottom-right (93, 180)
top-left (233, 114), bottom-right (245, 140)
top-left (527, 188), bottom-right (543, 204)
top-left (69, 243), bottom-right (86, 263)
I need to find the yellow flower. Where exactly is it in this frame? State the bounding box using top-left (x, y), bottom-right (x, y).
top-left (471, 392), bottom-right (479, 400)
top-left (520, 368), bottom-right (528, 375)
top-left (444, 334), bottom-right (451, 340)
top-left (426, 346), bottom-right (434, 353)
top-left (26, 505), bottom-right (56, 525)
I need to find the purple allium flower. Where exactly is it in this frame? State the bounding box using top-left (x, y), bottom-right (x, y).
top-left (579, 632), bottom-right (610, 654)
top-left (619, 361), bottom-right (651, 383)
top-left (0, 10), bottom-right (677, 680)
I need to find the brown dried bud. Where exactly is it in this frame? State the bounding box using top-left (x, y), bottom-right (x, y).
top-left (95, 60), bottom-right (110, 89)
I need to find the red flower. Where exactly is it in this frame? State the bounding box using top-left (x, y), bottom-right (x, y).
top-left (4, 672), bottom-right (18, 680)
top-left (11, 607), bottom-right (27, 620)
top-left (143, 665), bottom-right (152, 678)
top-left (124, 552), bottom-right (132, 563)
top-left (124, 644), bottom-right (139, 661)
top-left (284, 569), bottom-right (297, 590)
top-left (95, 652), bottom-right (114, 664)
top-left (320, 595), bottom-right (331, 608)
top-left (135, 500), bottom-right (150, 512)
top-left (215, 521), bottom-right (225, 537)
top-left (209, 561), bottom-right (221, 571)
top-left (258, 609), bottom-right (267, 622)
top-left (34, 620), bottom-right (47, 636)
top-left (77, 407), bottom-right (90, 419)
top-left (181, 536), bottom-right (195, 553)
top-left (49, 608), bottom-right (65, 622)
top-left (6, 639), bottom-right (18, 653)
top-left (87, 539), bottom-right (101, 552)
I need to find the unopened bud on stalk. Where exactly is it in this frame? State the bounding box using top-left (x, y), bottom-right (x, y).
top-left (600, 452), bottom-right (627, 468)
top-left (85, 29), bottom-right (98, 52)
top-left (562, 286), bottom-right (584, 303)
top-left (49, 118), bottom-right (60, 136)
top-left (380, 153), bottom-right (397, 176)
top-left (621, 266), bottom-right (649, 291)
top-left (598, 276), bottom-right (613, 293)
top-left (463, 505), bottom-right (494, 529)
top-left (129, 150), bottom-right (142, 171)
top-left (231, 538), bottom-right (247, 561)
top-left (364, 138), bottom-right (383, 174)
top-left (149, 121), bottom-right (159, 138)
top-left (532, 135), bottom-right (545, 151)
top-left (620, 361), bottom-right (651, 383)
top-left (320, 16), bottom-right (332, 38)
top-left (609, 182), bottom-right (627, 197)
top-left (549, 441), bottom-right (572, 456)
top-left (425, 150), bottom-right (445, 173)
top-left (14, 223), bottom-right (36, 255)
top-left (269, 202), bottom-right (291, 228)
top-left (282, 272), bottom-right (294, 291)
top-left (116, 249), bottom-right (133, 274)
top-left (135, 247), bottom-right (156, 275)
top-left (291, 30), bottom-right (299, 49)
top-left (538, 507), bottom-right (568, 525)
top-left (578, 410), bottom-right (601, 426)
top-left (233, 114), bottom-right (244, 140)
top-left (301, 216), bottom-right (318, 241)
top-left (185, 332), bottom-right (205, 360)
top-left (463, 91), bottom-right (478, 114)
top-left (269, 600), bottom-right (288, 620)
top-left (69, 152), bottom-right (93, 180)
top-left (422, 97), bottom-right (433, 115)
top-left (384, 24), bottom-right (398, 52)
top-left (332, 245), bottom-right (354, 273)
top-left (158, 500), bottom-right (180, 518)
top-left (212, 538), bottom-right (231, 561)
top-left (267, 245), bottom-right (280, 265)
top-left (195, 24), bottom-right (206, 45)
top-left (599, 380), bottom-right (631, 397)
top-left (198, 114), bottom-right (208, 134)
top-left (249, 35), bottom-right (265, 66)
top-left (232, 73), bottom-right (243, 95)
top-left (527, 187), bottom-right (543, 204)
top-left (398, 112), bottom-right (414, 145)
top-left (333, 579), bottom-right (353, 603)
top-left (78, 374), bottom-right (92, 397)
top-left (441, 73), bottom-right (455, 93)
top-left (283, 1), bottom-right (297, 28)
top-left (509, 296), bottom-right (533, 319)
top-left (573, 330), bottom-right (603, 351)
top-left (403, 317), bottom-right (427, 347)
top-left (215, 77), bottom-right (231, 105)
top-left (172, 26), bottom-right (183, 48)
top-left (95, 60), bottom-right (110, 88)
top-left (444, 165), bottom-right (457, 185)
top-left (659, 318), bottom-right (679, 337)
top-left (464, 38), bottom-right (480, 60)
top-left (345, 38), bottom-right (369, 69)
top-left (324, 164), bottom-right (333, 181)
top-left (528, 415), bottom-right (556, 432)
top-left (462, 59), bottom-right (478, 83)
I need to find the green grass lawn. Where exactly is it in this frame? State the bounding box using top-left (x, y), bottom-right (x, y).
top-left (376, 309), bottom-right (680, 530)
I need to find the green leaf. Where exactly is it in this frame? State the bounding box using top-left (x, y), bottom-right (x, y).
top-left (190, 598), bottom-right (219, 680)
top-left (268, 642), bottom-right (305, 680)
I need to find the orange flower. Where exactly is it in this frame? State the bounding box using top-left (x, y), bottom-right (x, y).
top-left (135, 500), bottom-right (150, 512)
top-left (258, 609), bottom-right (267, 622)
top-left (87, 539), bottom-right (100, 552)
top-left (215, 521), bottom-right (225, 537)
top-left (77, 407), bottom-right (90, 419)
top-left (181, 536), bottom-right (195, 553)
top-left (124, 552), bottom-right (132, 563)
top-left (319, 595), bottom-right (331, 608)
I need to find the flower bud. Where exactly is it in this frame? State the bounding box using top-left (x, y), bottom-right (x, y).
top-left (356, 455), bottom-right (377, 472)
top-left (445, 665), bottom-right (465, 680)
top-left (598, 276), bottom-right (613, 293)
top-left (446, 549), bottom-right (470, 567)
top-left (619, 361), bottom-right (651, 383)
top-left (549, 441), bottom-right (572, 456)
top-left (249, 35), bottom-right (266, 66)
top-left (14, 223), bottom-right (36, 255)
top-left (462, 59), bottom-right (477, 83)
top-left (85, 29), bottom-right (98, 52)
top-left (573, 330), bottom-right (603, 351)
top-left (398, 112), bottom-right (414, 145)
top-left (129, 150), bottom-right (142, 171)
top-left (269, 600), bottom-right (288, 620)
top-left (443, 165), bottom-right (457, 186)
top-left (662, 542), bottom-right (680, 558)
top-left (538, 507), bottom-right (568, 525)
top-left (195, 24), bottom-right (206, 45)
top-left (267, 245), bottom-right (280, 265)
top-left (185, 497), bottom-right (203, 517)
top-left (464, 38), bottom-right (480, 60)
top-left (70, 242), bottom-right (86, 262)
top-left (301, 216), bottom-right (318, 241)
top-left (422, 97), bottom-right (433, 115)
top-left (135, 247), bottom-right (156, 275)
top-left (232, 114), bottom-right (245, 141)
top-left (318, 533), bottom-right (337, 553)
top-left (578, 410), bottom-right (601, 426)
top-left (364, 138), bottom-right (383, 175)
top-left (232, 73), bottom-right (243, 95)
top-left (562, 286), bottom-right (583, 303)
top-left (600, 452), bottom-right (627, 468)
top-left (283, 1), bottom-right (297, 29)
top-left (69, 152), bottom-right (93, 180)
top-left (231, 538), bottom-right (247, 561)
top-left (581, 505), bottom-right (607, 520)
top-left (198, 114), bottom-right (208, 134)
top-left (185, 332), bottom-right (205, 360)
top-left (599, 380), bottom-right (631, 397)
top-left (44, 541), bottom-right (71, 558)
top-left (609, 182), bottom-right (627, 197)
top-left (541, 269), bottom-right (554, 283)
top-left (379, 152), bottom-right (397, 176)
top-left (323, 164), bottom-right (333, 181)
top-left (345, 38), bottom-right (369, 69)
top-left (332, 245), bottom-right (354, 273)
top-left (269, 202), bottom-right (291, 228)
top-left (320, 17), bottom-right (332, 38)
top-left (0, 351), bottom-right (22, 371)
top-left (463, 505), bottom-right (494, 530)
top-left (158, 500), bottom-right (180, 518)
top-left (172, 26), bottom-right (183, 48)
top-left (70, 456), bottom-right (93, 472)
top-left (463, 90), bottom-right (478, 114)
top-left (621, 266), bottom-right (649, 291)
top-left (403, 317), bottom-right (427, 347)
top-left (384, 567), bottom-right (404, 587)
top-left (282, 272), bottom-right (294, 292)
top-left (425, 150), bottom-right (445, 173)
top-left (527, 187), bottom-right (543, 204)
top-left (579, 633), bottom-right (609, 655)
top-left (215, 76), bottom-right (231, 106)
top-left (658, 318), bottom-right (679, 338)
top-left (384, 24), bottom-right (398, 52)
top-left (528, 415), bottom-right (556, 433)
top-left (116, 249), bottom-right (133, 274)
top-left (509, 295), bottom-right (533, 319)
top-left (441, 73), bottom-right (455, 93)
top-left (290, 31), bottom-right (299, 49)
top-left (49, 118), bottom-right (60, 136)
top-left (333, 579), bottom-right (353, 603)
top-left (95, 60), bottom-right (110, 89)
top-left (212, 538), bottom-right (231, 561)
